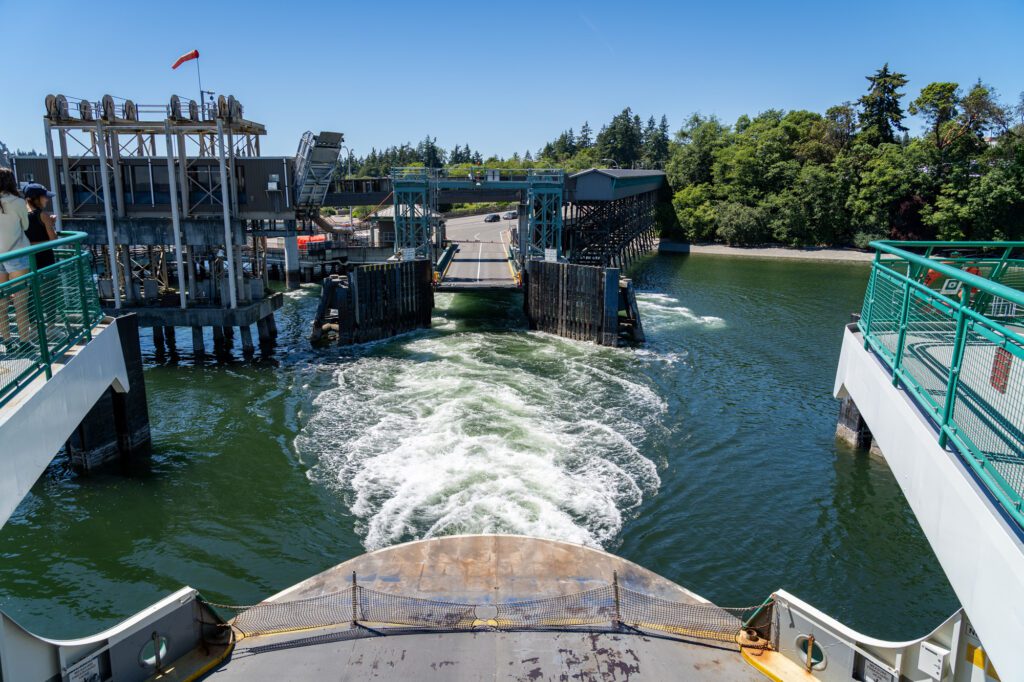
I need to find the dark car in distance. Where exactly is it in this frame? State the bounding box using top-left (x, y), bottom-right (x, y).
top-left (483, 213), bottom-right (500, 222)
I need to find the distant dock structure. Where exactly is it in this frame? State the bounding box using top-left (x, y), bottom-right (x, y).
top-left (12, 93), bottom-right (673, 352)
top-left (12, 94), bottom-right (347, 357)
top-left (312, 167), bottom-right (669, 346)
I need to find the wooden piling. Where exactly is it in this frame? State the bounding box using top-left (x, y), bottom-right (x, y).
top-left (240, 325), bottom-right (255, 357)
top-left (256, 318), bottom-right (272, 346)
top-left (191, 325), bottom-right (206, 357)
top-left (152, 325), bottom-right (165, 356)
top-left (163, 326), bottom-right (177, 353)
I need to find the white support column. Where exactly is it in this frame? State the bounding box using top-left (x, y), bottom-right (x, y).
top-left (215, 117), bottom-right (238, 309)
top-left (164, 123), bottom-right (187, 310)
top-left (284, 234), bottom-right (300, 289)
top-left (42, 120), bottom-right (63, 231)
top-left (96, 121), bottom-right (121, 310)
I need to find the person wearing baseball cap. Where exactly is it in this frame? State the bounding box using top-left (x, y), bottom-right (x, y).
top-left (23, 183), bottom-right (58, 269)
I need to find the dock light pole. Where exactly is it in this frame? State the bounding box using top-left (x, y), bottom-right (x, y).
top-left (216, 117), bottom-right (238, 309)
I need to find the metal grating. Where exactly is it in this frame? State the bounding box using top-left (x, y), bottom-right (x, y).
top-left (859, 241), bottom-right (1024, 527)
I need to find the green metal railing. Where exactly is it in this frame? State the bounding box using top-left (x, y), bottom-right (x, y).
top-left (391, 167), bottom-right (565, 184)
top-left (859, 240), bottom-right (1024, 527)
top-left (0, 231), bottom-right (102, 407)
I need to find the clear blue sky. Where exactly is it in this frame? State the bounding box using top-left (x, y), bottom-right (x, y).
top-left (3, 0), bottom-right (1023, 158)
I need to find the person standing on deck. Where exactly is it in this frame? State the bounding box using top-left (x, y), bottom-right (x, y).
top-left (0, 167), bottom-right (34, 351)
top-left (23, 183), bottom-right (58, 270)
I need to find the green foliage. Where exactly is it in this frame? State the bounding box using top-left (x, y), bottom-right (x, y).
top-left (595, 108), bottom-right (645, 167)
top-left (671, 184), bottom-right (717, 241)
top-left (667, 114), bottom-right (729, 187)
top-left (346, 64), bottom-right (1022, 247)
top-left (857, 63), bottom-right (909, 146)
top-left (714, 201), bottom-right (767, 245)
top-left (659, 66), bottom-right (1024, 246)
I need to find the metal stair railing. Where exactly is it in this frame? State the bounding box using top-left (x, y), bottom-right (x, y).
top-left (0, 232), bottom-right (103, 407)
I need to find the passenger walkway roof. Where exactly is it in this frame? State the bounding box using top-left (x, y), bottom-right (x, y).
top-left (568, 168), bottom-right (666, 201)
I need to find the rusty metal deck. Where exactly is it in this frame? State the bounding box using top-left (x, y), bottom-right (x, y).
top-left (205, 536), bottom-right (766, 681)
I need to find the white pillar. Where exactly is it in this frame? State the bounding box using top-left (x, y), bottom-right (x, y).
top-left (164, 123), bottom-right (187, 309)
top-left (284, 234), bottom-right (300, 288)
top-left (42, 120), bottom-right (63, 231)
top-left (96, 121), bottom-right (121, 310)
top-left (215, 117), bottom-right (237, 309)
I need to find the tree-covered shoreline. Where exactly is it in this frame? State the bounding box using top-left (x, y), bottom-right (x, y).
top-left (349, 65), bottom-right (1024, 246)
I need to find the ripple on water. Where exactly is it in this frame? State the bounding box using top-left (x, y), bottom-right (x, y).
top-left (297, 329), bottom-right (663, 550)
top-left (636, 292), bottom-right (726, 329)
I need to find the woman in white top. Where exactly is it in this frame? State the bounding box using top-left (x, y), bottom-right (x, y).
top-left (0, 167), bottom-right (34, 348)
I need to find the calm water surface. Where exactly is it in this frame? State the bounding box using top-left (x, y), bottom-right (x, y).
top-left (0, 254), bottom-right (957, 639)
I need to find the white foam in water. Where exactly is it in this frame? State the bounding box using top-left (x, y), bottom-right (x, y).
top-left (297, 330), bottom-right (663, 550)
top-left (636, 292), bottom-right (725, 328)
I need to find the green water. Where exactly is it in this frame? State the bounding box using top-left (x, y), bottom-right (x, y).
top-left (0, 254), bottom-right (957, 640)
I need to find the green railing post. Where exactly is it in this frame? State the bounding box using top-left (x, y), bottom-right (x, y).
top-left (74, 241), bottom-right (93, 342)
top-left (860, 251), bottom-right (881, 348)
top-left (0, 232), bottom-right (105, 407)
top-left (937, 291), bottom-right (970, 449)
top-left (27, 253), bottom-right (53, 379)
top-left (858, 240), bottom-right (1024, 528)
top-left (890, 279), bottom-right (913, 385)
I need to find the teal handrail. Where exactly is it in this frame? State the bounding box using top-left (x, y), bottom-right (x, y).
top-left (1, 230), bottom-right (99, 264)
top-left (859, 240), bottom-right (1024, 528)
top-left (0, 231), bottom-right (102, 407)
top-left (872, 240), bottom-right (1024, 308)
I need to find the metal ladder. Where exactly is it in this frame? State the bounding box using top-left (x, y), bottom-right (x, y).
top-left (293, 131), bottom-right (344, 211)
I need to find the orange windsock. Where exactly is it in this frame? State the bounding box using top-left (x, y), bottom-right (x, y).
top-left (171, 49), bottom-right (200, 70)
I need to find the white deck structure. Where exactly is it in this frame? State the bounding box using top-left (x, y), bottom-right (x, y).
top-left (835, 324), bottom-right (1022, 682)
top-left (0, 317), bottom-right (130, 527)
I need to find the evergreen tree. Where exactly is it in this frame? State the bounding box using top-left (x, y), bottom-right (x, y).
top-left (596, 108), bottom-right (644, 167)
top-left (578, 122), bottom-right (593, 149)
top-left (858, 63), bottom-right (909, 145)
top-left (416, 136), bottom-right (445, 168)
top-left (641, 115), bottom-right (671, 168)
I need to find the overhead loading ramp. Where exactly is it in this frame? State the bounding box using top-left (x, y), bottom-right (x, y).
top-left (294, 131), bottom-right (344, 211)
